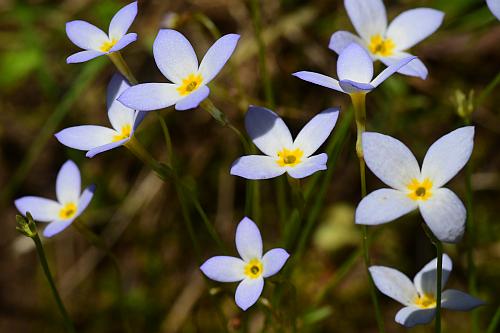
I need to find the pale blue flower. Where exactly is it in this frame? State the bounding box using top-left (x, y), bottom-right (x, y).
top-left (487, 0), bottom-right (500, 20)
top-left (200, 217), bottom-right (289, 311)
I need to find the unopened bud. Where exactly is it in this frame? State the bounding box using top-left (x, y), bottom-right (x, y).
top-left (15, 213), bottom-right (37, 238)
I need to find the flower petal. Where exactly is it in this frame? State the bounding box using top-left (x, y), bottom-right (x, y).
top-left (371, 56), bottom-right (418, 87)
top-left (380, 52), bottom-right (428, 79)
top-left (286, 154), bottom-right (328, 179)
top-left (56, 160), bottom-right (81, 204)
top-left (338, 79), bottom-right (374, 93)
top-left (198, 34), bottom-right (240, 84)
top-left (86, 138), bottom-right (129, 158)
top-left (487, 0), bottom-right (500, 20)
top-left (66, 20), bottom-right (108, 51)
top-left (174, 85), bottom-right (210, 111)
top-left (369, 266), bottom-right (418, 306)
top-left (107, 74), bottom-right (135, 131)
top-left (413, 254), bottom-right (452, 297)
top-left (395, 306), bottom-right (436, 328)
top-left (419, 188), bottom-right (466, 243)
top-left (118, 83), bottom-right (181, 111)
top-left (230, 155), bottom-right (286, 180)
top-left (200, 256), bottom-right (246, 282)
top-left (420, 126), bottom-right (474, 188)
top-left (362, 132), bottom-right (420, 190)
top-left (386, 8), bottom-right (444, 51)
top-left (344, 0), bottom-right (387, 41)
top-left (355, 188), bottom-right (418, 225)
top-left (328, 30), bottom-right (365, 55)
top-left (235, 277), bottom-right (264, 311)
top-left (66, 50), bottom-right (104, 64)
top-left (14, 197), bottom-right (60, 222)
top-left (244, 106), bottom-right (293, 157)
top-left (262, 248), bottom-right (290, 278)
top-left (153, 29), bottom-right (198, 84)
top-left (109, 33), bottom-right (137, 53)
top-left (43, 220), bottom-right (75, 238)
top-left (292, 71), bottom-right (343, 93)
top-left (55, 126), bottom-right (117, 151)
top-left (441, 289), bottom-right (484, 311)
top-left (337, 43), bottom-right (373, 83)
top-left (108, 1), bottom-right (138, 40)
top-left (236, 217), bottom-right (263, 261)
top-left (76, 185), bottom-right (95, 216)
top-left (293, 108), bottom-right (339, 157)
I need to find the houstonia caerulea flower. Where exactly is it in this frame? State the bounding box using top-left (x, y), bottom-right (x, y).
top-left (356, 127), bottom-right (475, 243)
top-left (230, 106), bottom-right (339, 179)
top-left (370, 254), bottom-right (484, 328)
top-left (293, 43), bottom-right (417, 95)
top-left (487, 0), bottom-right (500, 20)
top-left (66, 2), bottom-right (138, 63)
top-left (55, 75), bottom-right (144, 158)
top-left (15, 160), bottom-right (95, 238)
top-left (118, 29), bottom-right (240, 111)
top-left (200, 217), bottom-right (289, 311)
top-left (329, 0), bottom-right (444, 79)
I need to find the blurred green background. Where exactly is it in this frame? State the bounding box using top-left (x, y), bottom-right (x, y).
top-left (1, 0), bottom-right (499, 332)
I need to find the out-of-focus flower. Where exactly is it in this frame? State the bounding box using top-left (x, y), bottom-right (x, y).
top-left (200, 217), bottom-right (289, 311)
top-left (230, 106), bottom-right (339, 179)
top-left (118, 29), bottom-right (240, 111)
top-left (329, 0), bottom-right (444, 79)
top-left (370, 254), bottom-right (484, 328)
top-left (293, 43), bottom-right (416, 95)
top-left (55, 75), bottom-right (144, 158)
top-left (14, 161), bottom-right (95, 238)
top-left (355, 127), bottom-right (475, 243)
top-left (66, 2), bottom-right (138, 63)
top-left (487, 0), bottom-right (500, 20)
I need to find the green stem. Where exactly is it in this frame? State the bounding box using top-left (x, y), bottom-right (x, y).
top-left (487, 307), bottom-right (500, 333)
top-left (477, 71), bottom-right (500, 107)
top-left (423, 223), bottom-right (443, 333)
top-left (155, 112), bottom-right (174, 165)
top-left (107, 51), bottom-right (138, 84)
top-left (125, 136), bottom-right (171, 181)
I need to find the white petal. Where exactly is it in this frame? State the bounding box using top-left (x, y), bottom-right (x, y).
top-left (108, 1), bottom-right (138, 40)
top-left (86, 139), bottom-right (128, 158)
top-left (395, 306), bottom-right (436, 328)
top-left (43, 220), bottom-right (75, 238)
top-left (262, 248), bottom-right (290, 278)
top-left (76, 185), bottom-right (95, 217)
top-left (337, 43), bottom-right (373, 83)
top-left (153, 29), bottom-right (198, 84)
top-left (362, 132), bottom-right (420, 190)
top-left (369, 266), bottom-right (418, 306)
top-left (200, 256), bottom-right (246, 282)
top-left (355, 188), bottom-right (418, 225)
top-left (244, 106), bottom-right (293, 157)
top-left (338, 80), bottom-right (374, 93)
top-left (55, 126), bottom-right (117, 151)
top-left (386, 8), bottom-right (444, 51)
top-left (292, 71), bottom-right (343, 93)
top-left (230, 155), bottom-right (286, 180)
top-left (419, 188), bottom-right (466, 243)
top-left (14, 197), bottom-right (60, 222)
top-left (174, 85), bottom-right (210, 111)
top-left (370, 56), bottom-right (418, 87)
top-left (286, 154), bottom-right (328, 179)
top-left (107, 74), bottom-right (135, 131)
top-left (487, 0), bottom-right (500, 20)
top-left (328, 31), bottom-right (365, 55)
top-left (380, 52), bottom-right (428, 79)
top-left (118, 83), bottom-right (181, 112)
top-left (293, 108), bottom-right (339, 157)
top-left (421, 127), bottom-right (474, 188)
top-left (198, 34), bottom-right (240, 84)
top-left (414, 254), bottom-right (452, 297)
top-left (235, 277), bottom-right (264, 311)
top-left (235, 217), bottom-right (263, 261)
top-left (66, 20), bottom-right (108, 51)
top-left (344, 0), bottom-right (387, 41)
top-left (56, 160), bottom-right (81, 204)
top-left (66, 50), bottom-right (104, 63)
top-left (441, 289), bottom-right (484, 311)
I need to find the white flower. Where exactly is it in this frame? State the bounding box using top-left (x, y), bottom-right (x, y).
top-left (356, 127), bottom-right (474, 243)
top-left (200, 217), bottom-right (290, 311)
top-left (370, 254), bottom-right (484, 328)
top-left (14, 160), bottom-right (95, 237)
top-left (487, 0), bottom-right (500, 20)
top-left (329, 0), bottom-right (444, 79)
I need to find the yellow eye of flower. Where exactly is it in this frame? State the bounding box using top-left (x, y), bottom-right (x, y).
top-left (414, 293), bottom-right (437, 309)
top-left (244, 258), bottom-right (263, 279)
top-left (113, 124), bottom-right (132, 142)
top-left (276, 148), bottom-right (304, 167)
top-left (177, 73), bottom-right (203, 96)
top-left (368, 34), bottom-right (395, 57)
top-left (100, 39), bottom-right (118, 53)
top-left (59, 202), bottom-right (77, 220)
top-left (407, 178), bottom-right (433, 201)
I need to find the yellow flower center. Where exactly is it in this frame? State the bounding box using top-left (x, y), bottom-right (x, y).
top-left (177, 73), bottom-right (203, 96)
top-left (100, 38), bottom-right (118, 53)
top-left (276, 148), bottom-right (304, 167)
top-left (112, 124), bottom-right (132, 142)
top-left (368, 34), bottom-right (395, 57)
top-left (414, 293), bottom-right (437, 309)
top-left (244, 258), bottom-right (264, 279)
top-left (407, 178), bottom-right (433, 201)
top-left (59, 202), bottom-right (77, 220)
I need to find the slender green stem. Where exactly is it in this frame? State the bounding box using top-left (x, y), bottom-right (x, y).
top-left (125, 136), bottom-right (171, 181)
top-left (477, 71), bottom-right (500, 107)
top-left (155, 112), bottom-right (173, 166)
top-left (107, 51), bottom-right (138, 84)
top-left (487, 307), bottom-right (500, 333)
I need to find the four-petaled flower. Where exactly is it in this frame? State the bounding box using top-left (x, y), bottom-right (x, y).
top-left (55, 74), bottom-right (144, 158)
top-left (200, 217), bottom-right (290, 311)
top-left (329, 0), bottom-right (444, 79)
top-left (15, 160), bottom-right (95, 237)
top-left (293, 43), bottom-right (417, 95)
top-left (230, 106), bottom-right (339, 179)
top-left (66, 2), bottom-right (138, 63)
top-left (356, 127), bottom-right (474, 243)
top-left (118, 29), bottom-right (240, 111)
top-left (487, 0), bottom-right (500, 20)
top-left (370, 254), bottom-right (483, 328)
